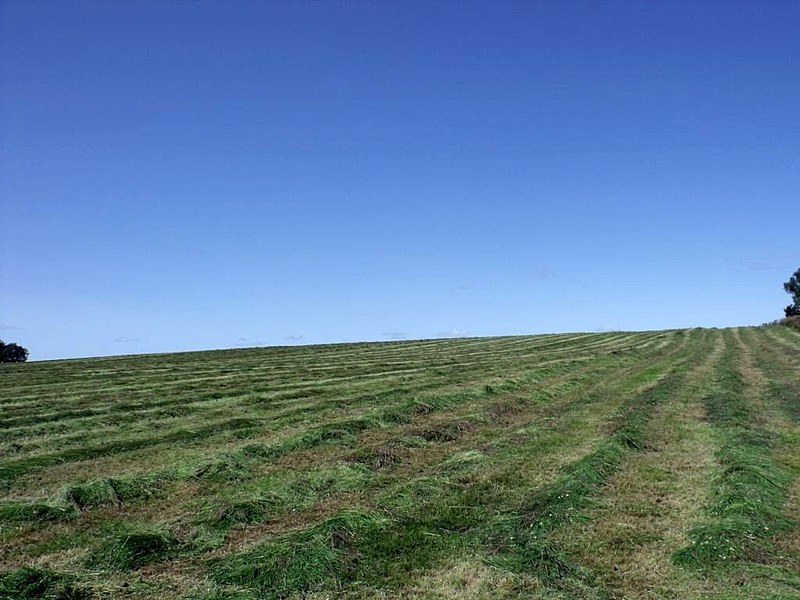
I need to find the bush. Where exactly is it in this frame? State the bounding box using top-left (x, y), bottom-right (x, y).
top-left (0, 341), bottom-right (28, 363)
top-left (780, 316), bottom-right (800, 332)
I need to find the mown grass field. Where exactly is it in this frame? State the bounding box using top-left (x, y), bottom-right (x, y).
top-left (1, 326), bottom-right (799, 599)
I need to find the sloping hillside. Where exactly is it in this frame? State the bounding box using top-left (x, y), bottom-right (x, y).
top-left (1, 327), bottom-right (799, 599)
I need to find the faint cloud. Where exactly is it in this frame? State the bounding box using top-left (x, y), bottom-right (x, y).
top-left (594, 326), bottom-right (619, 333)
top-left (381, 332), bottom-right (406, 340)
top-left (0, 324), bottom-right (22, 331)
top-left (437, 328), bottom-right (470, 338)
top-left (284, 335), bottom-right (304, 341)
top-left (113, 336), bottom-right (140, 343)
top-left (747, 261), bottom-right (781, 272)
top-left (236, 337), bottom-right (264, 347)
top-left (532, 267), bottom-right (558, 280)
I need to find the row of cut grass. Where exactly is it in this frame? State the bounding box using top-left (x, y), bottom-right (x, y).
top-left (673, 330), bottom-right (795, 570)
top-left (1, 333), bottom-right (660, 515)
top-left (482, 368), bottom-right (694, 598)
top-left (1, 334), bottom-right (648, 487)
top-left (205, 331), bottom-right (692, 549)
top-left (0, 330), bottom-right (707, 598)
top-left (200, 335), bottom-right (704, 598)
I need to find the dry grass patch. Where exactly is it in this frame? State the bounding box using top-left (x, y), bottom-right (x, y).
top-left (350, 558), bottom-right (542, 599)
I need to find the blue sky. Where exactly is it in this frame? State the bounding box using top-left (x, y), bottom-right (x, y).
top-left (1, 1), bottom-right (798, 360)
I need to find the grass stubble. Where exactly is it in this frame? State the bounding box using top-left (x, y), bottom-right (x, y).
top-left (1, 328), bottom-right (798, 599)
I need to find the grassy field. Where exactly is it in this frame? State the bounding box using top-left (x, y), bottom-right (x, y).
top-left (1, 326), bottom-right (799, 599)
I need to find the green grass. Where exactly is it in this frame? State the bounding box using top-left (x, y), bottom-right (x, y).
top-left (1, 328), bottom-right (798, 599)
top-left (0, 501), bottom-right (78, 523)
top-left (87, 525), bottom-right (179, 570)
top-left (673, 333), bottom-right (794, 569)
top-left (209, 509), bottom-right (389, 596)
top-left (195, 462), bottom-right (372, 533)
top-left (0, 567), bottom-right (89, 600)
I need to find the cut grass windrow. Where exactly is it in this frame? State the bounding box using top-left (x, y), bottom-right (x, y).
top-left (673, 331), bottom-right (795, 569)
top-left (201, 335), bottom-right (693, 553)
top-left (205, 345), bottom-right (700, 599)
top-left (482, 369), bottom-right (690, 597)
top-left (11, 328), bottom-right (798, 600)
top-left (209, 509), bottom-right (390, 597)
top-left (0, 333), bottom-right (692, 582)
top-left (742, 327), bottom-right (800, 424)
top-left (0, 339), bottom-right (658, 519)
top-left (0, 417), bottom-right (263, 490)
top-left (1, 334), bottom-right (649, 494)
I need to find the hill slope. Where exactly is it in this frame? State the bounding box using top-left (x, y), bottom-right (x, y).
top-left (1, 327), bottom-right (799, 599)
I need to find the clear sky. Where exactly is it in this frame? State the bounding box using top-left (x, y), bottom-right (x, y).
top-left (1, 1), bottom-right (798, 360)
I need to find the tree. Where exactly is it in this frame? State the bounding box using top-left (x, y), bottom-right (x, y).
top-left (784, 267), bottom-right (800, 317)
top-left (0, 340), bottom-right (29, 363)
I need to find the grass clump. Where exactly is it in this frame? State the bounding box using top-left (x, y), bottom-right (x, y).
top-left (199, 463), bottom-right (371, 532)
top-left (377, 476), bottom-right (456, 517)
top-left (236, 417), bottom-right (382, 466)
top-left (209, 510), bottom-right (388, 597)
top-left (1, 474), bottom-right (169, 523)
top-left (0, 567), bottom-right (89, 600)
top-left (437, 450), bottom-right (487, 474)
top-left (87, 525), bottom-right (179, 570)
top-left (64, 473), bottom-right (170, 510)
top-left (194, 453), bottom-right (253, 482)
top-left (64, 480), bottom-right (118, 509)
top-left (206, 492), bottom-right (288, 530)
top-left (0, 501), bottom-right (78, 523)
top-left (108, 472), bottom-right (169, 502)
top-left (299, 463), bottom-right (372, 494)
